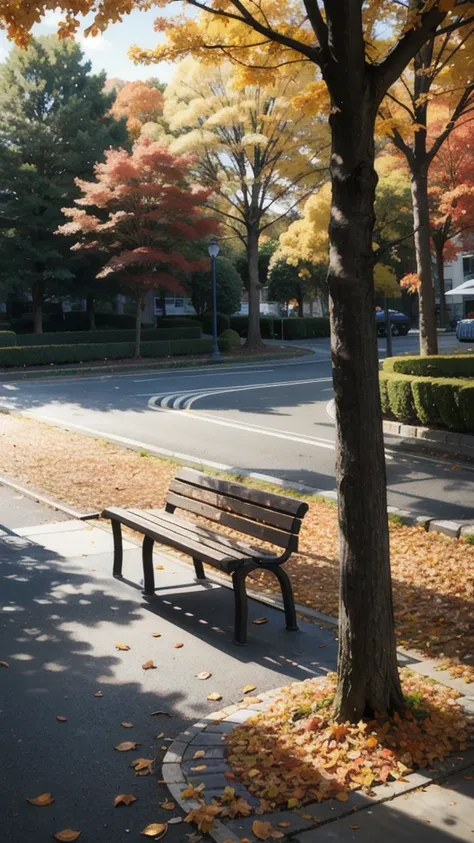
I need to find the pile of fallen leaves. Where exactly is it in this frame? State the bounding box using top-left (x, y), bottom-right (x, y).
top-left (1, 414), bottom-right (473, 682)
top-left (224, 669), bottom-right (473, 810)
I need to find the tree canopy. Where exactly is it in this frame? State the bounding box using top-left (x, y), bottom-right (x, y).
top-left (186, 255), bottom-right (243, 316)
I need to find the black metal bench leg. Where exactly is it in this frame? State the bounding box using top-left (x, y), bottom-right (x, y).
top-left (271, 566), bottom-right (298, 631)
top-left (232, 568), bottom-right (248, 646)
top-left (193, 557), bottom-right (206, 580)
top-left (111, 520), bottom-right (123, 577)
top-left (142, 535), bottom-right (155, 595)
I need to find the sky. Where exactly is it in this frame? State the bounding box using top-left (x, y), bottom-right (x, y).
top-left (0, 6), bottom-right (176, 84)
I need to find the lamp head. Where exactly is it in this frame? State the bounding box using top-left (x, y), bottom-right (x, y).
top-left (208, 242), bottom-right (220, 258)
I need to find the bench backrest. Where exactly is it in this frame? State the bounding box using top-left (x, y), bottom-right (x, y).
top-left (165, 468), bottom-right (309, 553)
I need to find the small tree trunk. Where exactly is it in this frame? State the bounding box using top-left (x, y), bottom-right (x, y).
top-left (32, 281), bottom-right (44, 334)
top-left (245, 227), bottom-right (263, 350)
top-left (297, 292), bottom-right (304, 317)
top-left (434, 239), bottom-right (447, 328)
top-left (328, 90), bottom-right (404, 722)
top-left (87, 292), bottom-right (96, 331)
top-left (411, 170), bottom-right (438, 355)
top-left (135, 293), bottom-right (143, 358)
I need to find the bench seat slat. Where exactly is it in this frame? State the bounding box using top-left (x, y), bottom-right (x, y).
top-left (168, 479), bottom-right (298, 533)
top-left (174, 468), bottom-right (309, 519)
top-left (165, 491), bottom-right (294, 550)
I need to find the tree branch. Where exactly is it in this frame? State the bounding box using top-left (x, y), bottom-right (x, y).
top-left (427, 83), bottom-right (474, 163)
top-left (375, 6), bottom-right (446, 98)
top-left (374, 227), bottom-right (417, 258)
top-left (436, 13), bottom-right (474, 35)
top-left (302, 0), bottom-right (328, 53)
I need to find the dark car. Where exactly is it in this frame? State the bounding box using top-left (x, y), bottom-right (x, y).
top-left (376, 309), bottom-right (411, 337)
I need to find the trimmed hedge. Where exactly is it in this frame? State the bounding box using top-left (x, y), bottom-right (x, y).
top-left (230, 316), bottom-right (276, 339)
top-left (0, 338), bottom-right (220, 368)
top-left (15, 326), bottom-right (200, 346)
top-left (200, 312), bottom-right (230, 335)
top-left (0, 331), bottom-right (16, 347)
top-left (11, 312), bottom-right (137, 333)
top-left (384, 354), bottom-right (474, 378)
top-left (381, 371), bottom-right (474, 432)
top-left (156, 317), bottom-right (201, 329)
top-left (229, 315), bottom-right (330, 340)
top-left (219, 328), bottom-right (241, 349)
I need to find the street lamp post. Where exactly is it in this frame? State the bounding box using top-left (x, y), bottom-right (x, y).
top-left (208, 242), bottom-right (221, 361)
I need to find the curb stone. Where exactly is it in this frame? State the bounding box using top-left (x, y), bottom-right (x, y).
top-left (162, 683), bottom-right (474, 843)
top-left (383, 418), bottom-right (474, 460)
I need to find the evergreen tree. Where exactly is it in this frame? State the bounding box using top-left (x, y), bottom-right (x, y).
top-left (0, 36), bottom-right (128, 332)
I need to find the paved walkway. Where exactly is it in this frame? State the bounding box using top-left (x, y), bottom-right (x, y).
top-left (1, 485), bottom-right (473, 842)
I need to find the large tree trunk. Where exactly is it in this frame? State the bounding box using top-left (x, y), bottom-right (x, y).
top-left (135, 292), bottom-right (143, 358)
top-left (32, 280), bottom-right (44, 334)
top-left (245, 227), bottom-right (263, 350)
top-left (411, 171), bottom-right (438, 355)
top-left (87, 291), bottom-right (96, 331)
top-left (328, 82), bottom-right (404, 722)
top-left (434, 238), bottom-right (447, 328)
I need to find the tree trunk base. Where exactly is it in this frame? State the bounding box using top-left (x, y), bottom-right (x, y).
top-left (244, 337), bottom-right (266, 352)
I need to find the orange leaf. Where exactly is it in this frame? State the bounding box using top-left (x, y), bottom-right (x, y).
top-left (174, 643), bottom-right (184, 649)
top-left (131, 758), bottom-right (153, 772)
top-left (349, 825), bottom-right (361, 830)
top-left (26, 793), bottom-right (55, 807)
top-left (193, 750), bottom-right (206, 760)
top-left (121, 722), bottom-right (134, 728)
top-left (191, 765), bottom-right (207, 772)
top-left (160, 801), bottom-right (176, 810)
top-left (114, 793), bottom-right (137, 807)
top-left (155, 565), bottom-right (165, 570)
top-left (252, 820), bottom-right (277, 840)
top-left (365, 736), bottom-right (378, 749)
top-left (207, 692), bottom-right (222, 702)
top-left (243, 684), bottom-right (256, 694)
top-left (56, 715), bottom-right (67, 722)
top-left (278, 822), bottom-right (292, 828)
top-left (114, 741), bottom-right (141, 752)
top-left (115, 642), bottom-right (130, 651)
top-left (53, 831), bottom-right (81, 842)
top-left (336, 792), bottom-right (349, 802)
top-left (141, 823), bottom-right (167, 838)
top-left (142, 660), bottom-right (156, 670)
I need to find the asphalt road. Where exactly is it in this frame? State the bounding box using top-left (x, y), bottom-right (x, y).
top-left (1, 333), bottom-right (473, 520)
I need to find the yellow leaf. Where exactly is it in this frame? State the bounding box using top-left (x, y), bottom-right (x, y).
top-left (26, 792), bottom-right (55, 807)
top-left (53, 831), bottom-right (81, 842)
top-left (155, 565), bottom-right (165, 570)
top-left (365, 736), bottom-right (378, 749)
top-left (141, 823), bottom-right (167, 838)
top-left (151, 632), bottom-right (162, 638)
top-left (349, 825), bottom-right (361, 830)
top-left (243, 696), bottom-right (261, 705)
top-left (243, 684), bottom-right (256, 694)
top-left (181, 783), bottom-right (205, 799)
top-left (131, 758), bottom-right (154, 772)
top-left (336, 792), bottom-right (349, 802)
top-left (114, 741), bottom-right (141, 752)
top-left (121, 721), bottom-right (134, 728)
top-left (207, 692), bottom-right (222, 702)
top-left (115, 642), bottom-right (130, 651)
top-left (56, 715), bottom-right (67, 722)
top-left (193, 750), bottom-right (206, 760)
top-left (160, 801), bottom-right (176, 810)
top-left (114, 793), bottom-right (137, 807)
top-left (196, 671), bottom-right (211, 680)
top-left (142, 660), bottom-right (156, 670)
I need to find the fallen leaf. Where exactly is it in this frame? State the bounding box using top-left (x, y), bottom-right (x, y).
top-left (114, 793), bottom-right (137, 807)
top-left (131, 758), bottom-right (153, 772)
top-left (151, 710), bottom-right (171, 717)
top-left (301, 814), bottom-right (314, 820)
top-left (365, 736), bottom-right (377, 749)
top-left (155, 565), bottom-right (165, 570)
top-left (141, 823), bottom-right (167, 838)
top-left (168, 818), bottom-right (182, 825)
top-left (151, 632), bottom-right (162, 638)
top-left (451, 465), bottom-right (462, 471)
top-left (181, 783), bottom-right (205, 800)
top-left (196, 671), bottom-right (211, 680)
top-left (26, 793), bottom-right (55, 807)
top-left (207, 692), bottom-right (222, 702)
top-left (121, 722), bottom-right (134, 728)
top-left (94, 691), bottom-right (103, 698)
top-left (114, 741), bottom-right (141, 752)
top-left (278, 822), bottom-right (292, 828)
top-left (115, 642), bottom-right (130, 651)
top-left (142, 660), bottom-right (156, 670)
top-left (193, 750), bottom-right (206, 760)
top-left (464, 776), bottom-right (474, 781)
top-left (190, 765), bottom-right (207, 772)
top-left (174, 643), bottom-right (184, 649)
top-left (56, 715), bottom-right (67, 722)
top-left (160, 801), bottom-right (176, 810)
top-left (243, 684), bottom-right (256, 694)
top-left (186, 834), bottom-right (203, 843)
top-left (252, 618), bottom-right (268, 625)
top-left (0, 660), bottom-right (9, 667)
top-left (53, 830), bottom-right (81, 842)
top-left (242, 696), bottom-right (261, 705)
top-left (349, 825), bottom-right (361, 830)
top-left (155, 732), bottom-right (164, 739)
top-left (336, 792), bottom-right (349, 803)
top-left (252, 820), bottom-right (281, 840)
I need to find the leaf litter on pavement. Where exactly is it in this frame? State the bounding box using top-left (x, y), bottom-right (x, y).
top-left (1, 414), bottom-right (472, 683)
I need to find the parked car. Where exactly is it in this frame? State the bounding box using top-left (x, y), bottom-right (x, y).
top-left (456, 319), bottom-right (474, 342)
top-left (376, 309), bottom-right (411, 337)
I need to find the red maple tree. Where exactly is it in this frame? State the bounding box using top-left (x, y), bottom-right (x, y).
top-left (429, 118), bottom-right (474, 324)
top-left (58, 137), bottom-right (218, 355)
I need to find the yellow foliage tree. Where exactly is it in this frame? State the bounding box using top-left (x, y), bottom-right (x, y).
top-left (163, 57), bottom-right (329, 348)
top-left (4, 0), bottom-right (474, 724)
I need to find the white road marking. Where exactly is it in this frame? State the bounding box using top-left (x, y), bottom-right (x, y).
top-left (142, 376), bottom-right (333, 405)
top-left (132, 366), bottom-right (276, 383)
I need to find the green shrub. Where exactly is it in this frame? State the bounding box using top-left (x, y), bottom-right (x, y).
top-left (458, 383), bottom-right (474, 433)
top-left (156, 317), bottom-right (201, 329)
top-left (379, 371), bottom-right (391, 416)
top-left (200, 312), bottom-right (230, 335)
top-left (17, 326), bottom-right (200, 346)
top-left (431, 379), bottom-right (465, 430)
top-left (218, 337), bottom-right (231, 353)
top-left (219, 328), bottom-right (241, 349)
top-left (386, 373), bottom-right (416, 423)
top-left (410, 377), bottom-right (439, 427)
top-left (275, 317), bottom-right (330, 340)
top-left (230, 316), bottom-right (276, 338)
top-left (384, 354), bottom-right (474, 378)
top-left (0, 331), bottom-right (16, 347)
top-left (169, 338), bottom-right (213, 356)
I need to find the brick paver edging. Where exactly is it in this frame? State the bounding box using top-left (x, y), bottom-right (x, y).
top-left (162, 682), bottom-right (474, 843)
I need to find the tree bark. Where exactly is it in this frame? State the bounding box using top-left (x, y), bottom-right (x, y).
top-left (411, 170), bottom-right (438, 354)
top-left (135, 292), bottom-right (143, 358)
top-left (297, 291), bottom-right (304, 317)
top-left (87, 292), bottom-right (96, 331)
top-left (434, 238), bottom-right (447, 328)
top-left (327, 81), bottom-right (404, 722)
top-left (32, 280), bottom-right (44, 334)
top-left (245, 227), bottom-right (263, 350)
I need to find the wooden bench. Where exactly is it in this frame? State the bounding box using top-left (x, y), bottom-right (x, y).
top-left (102, 468), bottom-right (309, 645)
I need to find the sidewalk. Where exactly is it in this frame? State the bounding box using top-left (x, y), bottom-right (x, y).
top-left (1, 485), bottom-right (472, 842)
